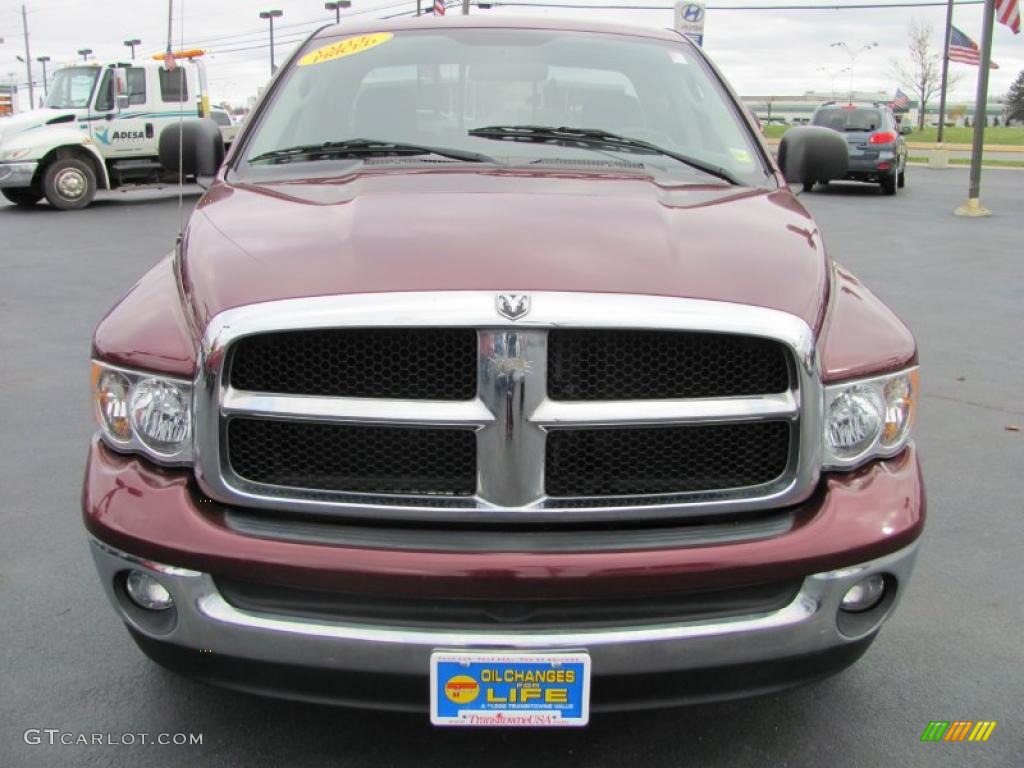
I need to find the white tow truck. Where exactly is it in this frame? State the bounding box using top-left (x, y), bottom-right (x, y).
top-left (0, 51), bottom-right (228, 209)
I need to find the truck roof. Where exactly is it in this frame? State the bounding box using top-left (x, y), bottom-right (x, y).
top-left (310, 15), bottom-right (691, 46)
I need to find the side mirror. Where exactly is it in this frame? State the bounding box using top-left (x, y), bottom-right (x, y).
top-left (113, 68), bottom-right (129, 111)
top-left (777, 126), bottom-right (849, 188)
top-left (159, 119), bottom-right (225, 182)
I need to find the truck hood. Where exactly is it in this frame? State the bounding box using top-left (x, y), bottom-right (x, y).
top-left (0, 108), bottom-right (80, 146)
top-left (181, 169), bottom-right (829, 332)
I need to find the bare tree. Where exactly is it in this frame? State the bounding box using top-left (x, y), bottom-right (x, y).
top-left (891, 20), bottom-right (960, 131)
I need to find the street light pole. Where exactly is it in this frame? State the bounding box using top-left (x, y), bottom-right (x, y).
top-left (124, 38), bottom-right (142, 60)
top-left (78, 48), bottom-right (92, 62)
top-left (325, 1), bottom-right (351, 24)
top-left (21, 4), bottom-right (34, 108)
top-left (816, 66), bottom-right (849, 100)
top-left (829, 41), bottom-right (878, 102)
top-left (259, 10), bottom-right (283, 75)
top-left (36, 54), bottom-right (49, 96)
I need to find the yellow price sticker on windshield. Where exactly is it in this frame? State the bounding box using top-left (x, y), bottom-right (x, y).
top-left (298, 33), bottom-right (393, 66)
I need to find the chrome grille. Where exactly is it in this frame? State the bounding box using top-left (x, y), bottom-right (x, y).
top-left (196, 292), bottom-right (822, 523)
top-left (227, 418), bottom-right (477, 496)
top-left (548, 329), bottom-right (791, 400)
top-left (230, 328), bottom-right (477, 400)
top-left (545, 422), bottom-right (792, 497)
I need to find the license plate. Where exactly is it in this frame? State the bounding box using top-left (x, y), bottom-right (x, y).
top-left (430, 651), bottom-right (591, 727)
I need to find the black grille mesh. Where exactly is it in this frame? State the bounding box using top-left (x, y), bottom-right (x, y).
top-left (547, 330), bottom-right (790, 400)
top-left (227, 418), bottom-right (477, 496)
top-left (230, 328), bottom-right (477, 400)
top-left (545, 422), bottom-right (791, 497)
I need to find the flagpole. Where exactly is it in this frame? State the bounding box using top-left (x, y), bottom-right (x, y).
top-left (955, 0), bottom-right (996, 217)
top-left (936, 0), bottom-right (955, 143)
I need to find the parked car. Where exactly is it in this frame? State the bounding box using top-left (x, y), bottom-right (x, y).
top-left (84, 16), bottom-right (922, 726)
top-left (209, 106), bottom-right (240, 146)
top-left (809, 102), bottom-right (910, 194)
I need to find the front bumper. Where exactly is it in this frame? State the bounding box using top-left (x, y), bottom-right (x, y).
top-left (0, 161), bottom-right (38, 188)
top-left (83, 439), bottom-right (925, 709)
top-left (90, 537), bottom-right (918, 710)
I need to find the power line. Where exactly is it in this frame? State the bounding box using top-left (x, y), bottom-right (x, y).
top-left (475, 0), bottom-right (986, 8)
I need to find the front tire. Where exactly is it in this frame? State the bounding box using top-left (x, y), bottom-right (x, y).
top-left (42, 157), bottom-right (96, 210)
top-left (2, 188), bottom-right (43, 207)
top-left (802, 181), bottom-right (815, 193)
top-left (897, 168), bottom-right (906, 188)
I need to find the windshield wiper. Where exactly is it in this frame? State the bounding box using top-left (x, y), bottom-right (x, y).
top-left (249, 139), bottom-right (496, 165)
top-left (467, 125), bottom-right (742, 186)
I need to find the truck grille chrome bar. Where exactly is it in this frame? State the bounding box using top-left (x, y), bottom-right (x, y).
top-left (194, 292), bottom-right (822, 523)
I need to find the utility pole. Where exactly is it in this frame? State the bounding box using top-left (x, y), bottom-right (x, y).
top-left (462, 0), bottom-right (470, 13)
top-left (954, 0), bottom-right (996, 217)
top-left (936, 0), bottom-right (955, 143)
top-left (36, 55), bottom-right (48, 97)
top-left (21, 4), bottom-right (33, 108)
top-left (167, 0), bottom-right (174, 55)
top-left (259, 10), bottom-right (283, 75)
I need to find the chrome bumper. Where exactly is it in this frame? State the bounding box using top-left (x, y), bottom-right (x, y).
top-left (90, 537), bottom-right (919, 678)
top-left (0, 161), bottom-right (38, 188)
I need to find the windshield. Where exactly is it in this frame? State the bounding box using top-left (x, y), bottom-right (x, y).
top-left (241, 29), bottom-right (769, 186)
top-left (813, 108), bottom-right (883, 132)
top-left (44, 67), bottom-right (100, 110)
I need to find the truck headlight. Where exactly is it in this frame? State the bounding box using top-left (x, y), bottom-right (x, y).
top-left (1, 148), bottom-right (32, 161)
top-left (92, 362), bottom-right (193, 464)
top-left (823, 368), bottom-right (919, 469)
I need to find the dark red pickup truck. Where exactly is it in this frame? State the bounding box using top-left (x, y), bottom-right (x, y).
top-left (84, 17), bottom-right (922, 725)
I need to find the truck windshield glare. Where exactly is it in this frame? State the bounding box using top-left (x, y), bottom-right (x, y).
top-left (242, 29), bottom-right (769, 186)
top-left (44, 67), bottom-right (100, 110)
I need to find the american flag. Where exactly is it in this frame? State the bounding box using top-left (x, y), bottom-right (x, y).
top-left (948, 26), bottom-right (999, 69)
top-left (434, 0), bottom-right (446, 14)
top-left (891, 88), bottom-right (910, 109)
top-left (995, 0), bottom-right (1020, 34)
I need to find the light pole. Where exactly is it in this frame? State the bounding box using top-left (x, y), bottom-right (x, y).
top-left (829, 41), bottom-right (878, 102)
top-left (78, 48), bottom-right (92, 62)
top-left (816, 65), bottom-right (850, 100)
top-left (36, 55), bottom-right (49, 96)
top-left (259, 10), bottom-right (283, 75)
top-left (325, 1), bottom-right (351, 23)
top-left (124, 38), bottom-right (142, 60)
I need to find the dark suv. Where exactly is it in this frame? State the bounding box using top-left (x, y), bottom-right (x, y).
top-left (809, 103), bottom-right (909, 195)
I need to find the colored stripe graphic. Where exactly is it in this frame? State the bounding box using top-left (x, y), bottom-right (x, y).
top-left (921, 722), bottom-right (950, 741)
top-left (944, 721), bottom-right (973, 741)
top-left (968, 722), bottom-right (997, 742)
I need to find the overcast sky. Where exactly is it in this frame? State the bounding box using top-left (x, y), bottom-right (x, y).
top-left (1, 0), bottom-right (1021, 106)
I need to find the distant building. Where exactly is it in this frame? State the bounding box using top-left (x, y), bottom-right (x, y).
top-left (0, 84), bottom-right (17, 117)
top-left (741, 91), bottom-right (1009, 128)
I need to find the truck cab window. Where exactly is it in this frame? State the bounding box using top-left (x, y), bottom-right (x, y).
top-left (127, 68), bottom-right (147, 106)
top-left (159, 67), bottom-right (188, 103)
top-left (94, 70), bottom-right (114, 112)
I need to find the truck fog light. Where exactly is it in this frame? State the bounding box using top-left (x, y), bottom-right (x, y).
top-left (129, 378), bottom-right (191, 454)
top-left (840, 574), bottom-right (886, 613)
top-left (125, 570), bottom-right (174, 611)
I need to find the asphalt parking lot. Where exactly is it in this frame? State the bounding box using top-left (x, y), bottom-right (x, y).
top-left (1, 168), bottom-right (1021, 767)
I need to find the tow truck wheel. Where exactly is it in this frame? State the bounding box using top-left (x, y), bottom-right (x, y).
top-left (2, 188), bottom-right (43, 207)
top-left (42, 158), bottom-right (96, 210)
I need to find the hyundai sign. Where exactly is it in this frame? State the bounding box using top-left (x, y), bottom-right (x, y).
top-left (674, 1), bottom-right (706, 46)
